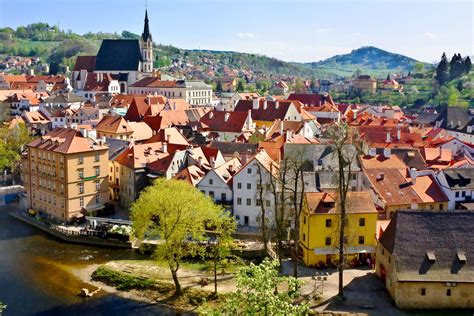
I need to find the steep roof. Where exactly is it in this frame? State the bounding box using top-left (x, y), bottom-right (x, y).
top-left (27, 128), bottom-right (107, 154)
top-left (199, 111), bottom-right (249, 133)
top-left (94, 39), bottom-right (142, 71)
top-left (96, 115), bottom-right (133, 134)
top-left (442, 168), bottom-right (474, 190)
top-left (234, 99), bottom-right (300, 122)
top-left (287, 93), bottom-right (335, 107)
top-left (436, 106), bottom-right (471, 132)
top-left (72, 55), bottom-right (96, 72)
top-left (305, 191), bottom-right (376, 214)
top-left (379, 211), bottom-right (474, 282)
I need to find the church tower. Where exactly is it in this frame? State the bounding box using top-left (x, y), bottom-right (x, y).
top-left (140, 10), bottom-right (153, 73)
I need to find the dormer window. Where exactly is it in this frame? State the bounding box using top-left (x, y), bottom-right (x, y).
top-left (426, 251), bottom-right (436, 262)
top-left (457, 251), bottom-right (467, 263)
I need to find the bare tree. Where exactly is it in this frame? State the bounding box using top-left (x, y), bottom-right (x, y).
top-left (326, 123), bottom-right (362, 299)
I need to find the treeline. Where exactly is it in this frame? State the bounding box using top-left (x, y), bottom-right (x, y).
top-left (435, 52), bottom-right (472, 85)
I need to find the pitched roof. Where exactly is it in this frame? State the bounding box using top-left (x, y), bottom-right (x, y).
top-left (379, 211), bottom-right (474, 282)
top-left (305, 191), bottom-right (377, 214)
top-left (94, 39), bottom-right (142, 71)
top-left (131, 77), bottom-right (181, 88)
top-left (27, 128), bottom-right (107, 154)
top-left (143, 127), bottom-right (189, 146)
top-left (199, 111), bottom-right (249, 133)
top-left (96, 115), bottom-right (133, 134)
top-left (208, 141), bottom-right (258, 158)
top-left (124, 96), bottom-right (165, 122)
top-left (22, 111), bottom-right (50, 124)
top-left (114, 142), bottom-right (169, 169)
top-left (72, 55), bottom-right (96, 72)
top-left (234, 99), bottom-right (299, 122)
top-left (287, 93), bottom-right (335, 107)
top-left (129, 122), bottom-right (153, 141)
top-left (83, 73), bottom-right (114, 92)
top-left (442, 168), bottom-right (474, 190)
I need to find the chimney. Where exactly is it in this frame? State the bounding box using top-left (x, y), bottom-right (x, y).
top-left (369, 147), bottom-right (376, 157)
top-left (263, 100), bottom-right (268, 110)
top-left (410, 168), bottom-right (417, 184)
top-left (353, 110), bottom-right (357, 120)
top-left (275, 100), bottom-right (280, 109)
top-left (383, 147), bottom-right (391, 158)
top-left (166, 134), bottom-right (170, 143)
top-left (397, 128), bottom-right (401, 140)
top-left (198, 156), bottom-right (202, 167)
top-left (411, 199), bottom-right (418, 210)
top-left (286, 130), bottom-right (293, 141)
top-left (209, 111), bottom-right (214, 119)
top-left (229, 163), bottom-right (234, 173)
top-left (224, 112), bottom-right (230, 122)
top-left (279, 120), bottom-right (284, 135)
top-left (386, 131), bottom-right (391, 143)
top-left (252, 98), bottom-right (259, 110)
top-left (211, 156), bottom-right (215, 169)
top-left (147, 95), bottom-right (151, 105)
top-left (162, 142), bottom-right (168, 153)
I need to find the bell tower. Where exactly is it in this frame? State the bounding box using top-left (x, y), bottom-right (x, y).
top-left (140, 9), bottom-right (153, 73)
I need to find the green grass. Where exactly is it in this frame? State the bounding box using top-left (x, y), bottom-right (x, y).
top-left (91, 266), bottom-right (157, 291)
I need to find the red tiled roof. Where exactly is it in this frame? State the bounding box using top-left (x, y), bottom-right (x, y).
top-left (27, 128), bottom-right (106, 154)
top-left (287, 93), bottom-right (335, 107)
top-left (73, 55), bottom-right (96, 72)
top-left (200, 111), bottom-right (249, 133)
top-left (131, 77), bottom-right (178, 88)
top-left (234, 99), bottom-right (299, 121)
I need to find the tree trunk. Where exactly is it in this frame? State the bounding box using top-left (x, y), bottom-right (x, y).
top-left (170, 262), bottom-right (181, 295)
top-left (214, 256), bottom-right (218, 295)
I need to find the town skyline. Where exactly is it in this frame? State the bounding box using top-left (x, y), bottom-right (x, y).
top-left (0, 0), bottom-right (472, 63)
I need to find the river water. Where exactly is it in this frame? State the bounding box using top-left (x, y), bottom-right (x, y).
top-left (0, 205), bottom-right (176, 315)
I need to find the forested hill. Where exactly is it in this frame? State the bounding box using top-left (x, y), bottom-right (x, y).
top-left (0, 23), bottom-right (427, 78)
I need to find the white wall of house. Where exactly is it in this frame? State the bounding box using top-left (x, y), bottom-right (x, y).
top-left (232, 160), bottom-right (275, 227)
top-left (197, 170), bottom-right (233, 203)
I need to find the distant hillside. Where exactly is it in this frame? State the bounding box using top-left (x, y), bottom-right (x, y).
top-left (310, 46), bottom-right (425, 73)
top-left (0, 23), bottom-right (428, 79)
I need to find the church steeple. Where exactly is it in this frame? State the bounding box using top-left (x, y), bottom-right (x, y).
top-left (142, 10), bottom-right (152, 42)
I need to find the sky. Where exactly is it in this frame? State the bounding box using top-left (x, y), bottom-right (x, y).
top-left (0, 0), bottom-right (472, 63)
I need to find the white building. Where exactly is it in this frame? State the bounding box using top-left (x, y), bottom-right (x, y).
top-left (232, 150), bottom-right (279, 227)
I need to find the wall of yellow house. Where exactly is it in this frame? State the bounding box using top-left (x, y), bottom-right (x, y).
top-left (253, 120), bottom-right (274, 129)
top-left (300, 202), bottom-right (378, 267)
top-left (385, 202), bottom-right (449, 219)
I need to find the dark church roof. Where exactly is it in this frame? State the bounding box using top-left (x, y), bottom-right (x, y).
top-left (142, 10), bottom-right (152, 42)
top-left (94, 39), bottom-right (142, 71)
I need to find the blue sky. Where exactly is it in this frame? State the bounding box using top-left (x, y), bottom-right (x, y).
top-left (0, 0), bottom-right (472, 63)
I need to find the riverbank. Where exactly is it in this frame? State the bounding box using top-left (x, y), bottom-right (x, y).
top-left (72, 259), bottom-right (236, 312)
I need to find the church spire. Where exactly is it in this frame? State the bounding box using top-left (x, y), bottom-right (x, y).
top-left (142, 9), bottom-right (152, 42)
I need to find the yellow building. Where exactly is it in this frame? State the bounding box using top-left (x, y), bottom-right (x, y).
top-left (354, 75), bottom-right (377, 94)
top-left (96, 115), bottom-right (133, 140)
top-left (299, 191), bottom-right (378, 267)
top-left (23, 128), bottom-right (109, 221)
top-left (376, 211), bottom-right (474, 309)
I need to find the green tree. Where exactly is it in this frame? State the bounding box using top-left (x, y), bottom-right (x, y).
top-left (131, 179), bottom-right (229, 295)
top-left (215, 80), bottom-right (223, 93)
top-left (207, 215), bottom-right (236, 295)
top-left (413, 62), bottom-right (425, 74)
top-left (464, 56), bottom-right (472, 74)
top-left (211, 259), bottom-right (309, 315)
top-left (447, 86), bottom-right (460, 106)
top-left (0, 124), bottom-right (35, 182)
top-left (236, 79), bottom-right (246, 92)
top-left (435, 53), bottom-right (449, 85)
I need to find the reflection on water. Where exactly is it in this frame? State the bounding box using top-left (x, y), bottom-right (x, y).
top-left (0, 205), bottom-right (175, 315)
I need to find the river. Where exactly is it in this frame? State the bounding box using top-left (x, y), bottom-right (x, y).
top-left (0, 204), bottom-right (176, 315)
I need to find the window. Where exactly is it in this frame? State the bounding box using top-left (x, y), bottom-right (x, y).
top-left (95, 181), bottom-right (100, 191)
top-left (461, 191), bottom-right (466, 197)
top-left (303, 233), bottom-right (306, 242)
top-left (446, 289), bottom-right (451, 296)
top-left (221, 193), bottom-right (226, 201)
top-left (237, 182), bottom-right (242, 189)
top-left (256, 199), bottom-right (261, 206)
top-left (94, 154), bottom-right (100, 162)
top-left (78, 156), bottom-right (84, 164)
top-left (351, 173), bottom-right (357, 180)
top-left (325, 237), bottom-right (331, 246)
top-left (325, 219), bottom-right (332, 227)
top-left (359, 218), bottom-right (365, 227)
top-left (94, 167), bottom-right (100, 176)
top-left (247, 183), bottom-right (251, 190)
top-left (439, 204), bottom-right (444, 210)
top-left (78, 183), bottom-right (84, 194)
top-left (358, 236), bottom-right (365, 244)
top-left (244, 216), bottom-right (249, 225)
top-left (209, 179), bottom-right (213, 185)
top-left (79, 197), bottom-right (84, 207)
top-left (420, 288), bottom-right (426, 296)
top-left (247, 168), bottom-right (252, 174)
top-left (455, 192), bottom-right (460, 198)
top-left (209, 191), bottom-right (214, 198)
top-left (237, 198), bottom-right (242, 205)
top-left (265, 200), bottom-right (271, 207)
top-left (303, 216), bottom-right (307, 225)
top-left (343, 236), bottom-right (348, 244)
top-left (78, 169), bottom-right (84, 179)
top-left (95, 194), bottom-right (100, 204)
top-left (246, 198), bottom-right (251, 206)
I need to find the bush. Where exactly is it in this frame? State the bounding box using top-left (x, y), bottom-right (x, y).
top-left (91, 266), bottom-right (154, 291)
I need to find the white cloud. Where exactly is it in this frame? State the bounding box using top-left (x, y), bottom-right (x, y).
top-left (236, 32), bottom-right (255, 39)
top-left (424, 32), bottom-right (437, 40)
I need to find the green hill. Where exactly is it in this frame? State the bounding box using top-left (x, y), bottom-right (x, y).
top-left (0, 23), bottom-right (428, 79)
